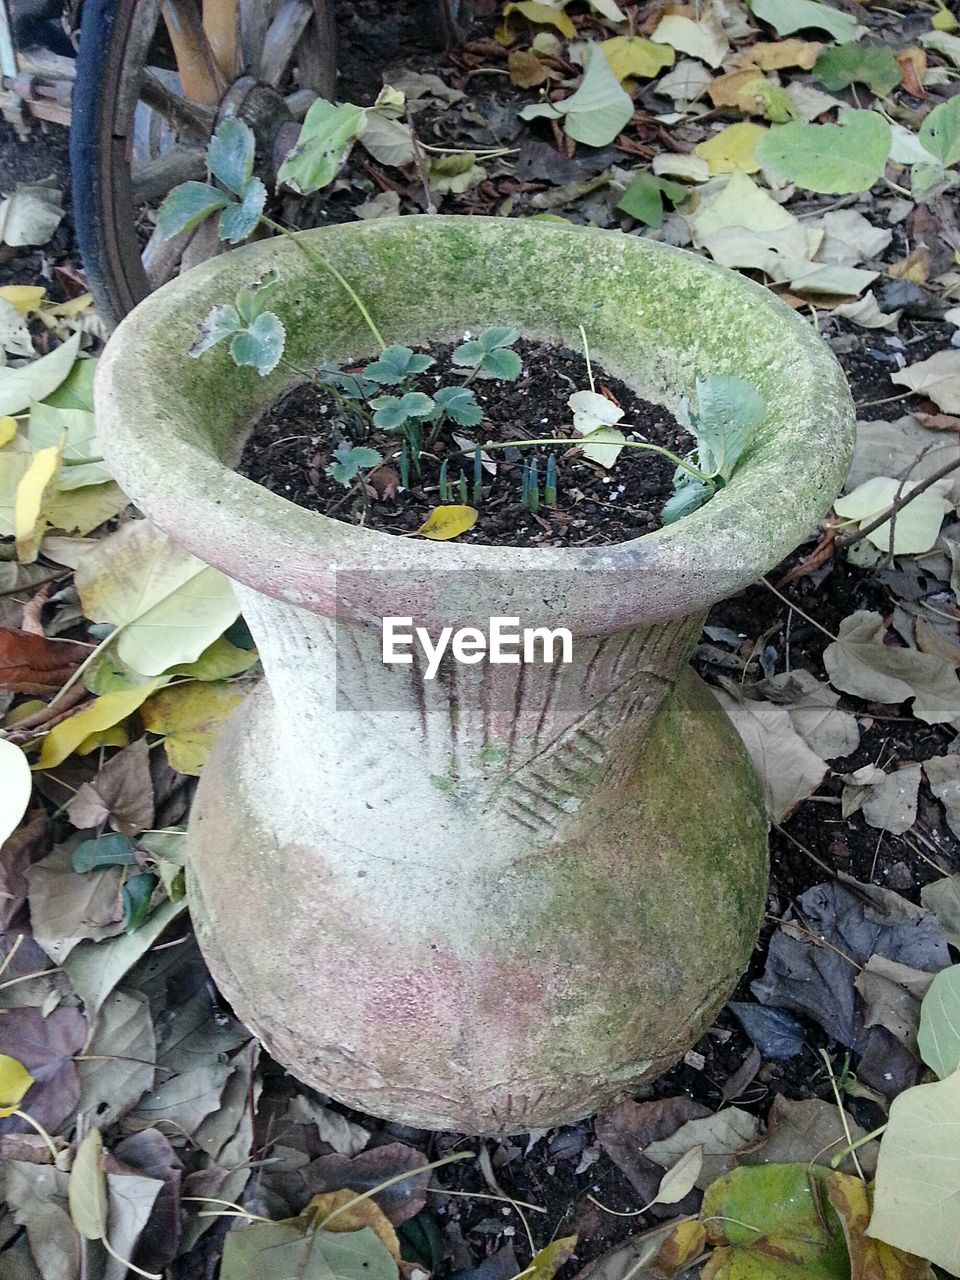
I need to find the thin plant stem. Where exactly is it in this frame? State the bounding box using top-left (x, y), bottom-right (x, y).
top-left (472, 438), bottom-right (714, 485)
top-left (819, 1048), bottom-right (865, 1182)
top-left (835, 453), bottom-right (960, 549)
top-left (761, 577), bottom-right (838, 642)
top-left (425, 1187), bottom-right (546, 1213)
top-left (10, 1108), bottom-right (60, 1162)
top-left (262, 216), bottom-right (386, 351)
top-left (587, 1192), bottom-right (658, 1218)
top-left (830, 1123), bottom-right (888, 1167)
top-left (579, 324), bottom-right (595, 393)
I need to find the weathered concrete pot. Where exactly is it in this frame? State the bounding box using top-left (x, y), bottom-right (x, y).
top-left (97, 217), bottom-right (855, 1134)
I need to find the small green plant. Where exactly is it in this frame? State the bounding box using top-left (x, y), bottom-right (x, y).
top-left (452, 328), bottom-right (522, 382)
top-left (161, 120), bottom-right (762, 533)
top-left (189, 270), bottom-right (285, 375)
top-left (326, 444), bottom-right (383, 488)
top-left (662, 376), bottom-right (765, 523)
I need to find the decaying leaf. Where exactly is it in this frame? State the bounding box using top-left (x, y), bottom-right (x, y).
top-left (645, 1106), bottom-right (758, 1188)
top-left (713, 688), bottom-right (827, 820)
top-left (840, 762), bottom-right (922, 835)
top-left (892, 349), bottom-right (960, 414)
top-left (827, 1172), bottom-right (935, 1280)
top-left (0, 1005), bottom-right (87, 1137)
top-left (701, 1163), bottom-right (849, 1280)
top-left (823, 611), bottom-right (960, 723)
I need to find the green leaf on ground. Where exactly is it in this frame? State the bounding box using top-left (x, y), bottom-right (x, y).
top-left (749, 0), bottom-right (860, 43)
top-left (0, 331), bottom-right (81, 417)
top-left (701, 1163), bottom-right (849, 1279)
top-left (617, 172), bottom-right (687, 227)
top-left (363, 345), bottom-right (435, 385)
top-left (520, 44), bottom-right (634, 147)
top-left (758, 111), bottom-right (891, 194)
top-left (868, 1069), bottom-right (960, 1275)
top-left (814, 44), bottom-right (903, 95)
top-left (917, 964), bottom-right (960, 1079)
top-left (221, 1222), bottom-right (399, 1280)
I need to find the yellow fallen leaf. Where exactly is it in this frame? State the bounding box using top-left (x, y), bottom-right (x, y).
top-left (75, 725), bottom-right (131, 755)
top-left (0, 417), bottom-right (16, 448)
top-left (0, 1054), bottom-right (34, 1117)
top-left (36, 681), bottom-right (160, 769)
top-left (735, 39), bottom-right (822, 70)
top-left (656, 1220), bottom-right (706, 1271)
top-left (141, 681), bottom-right (245, 775)
top-left (516, 1236), bottom-right (578, 1280)
top-left (0, 285), bottom-right (45, 315)
top-left (45, 293), bottom-right (93, 318)
top-left (695, 122), bottom-right (767, 174)
top-left (601, 35), bottom-right (675, 82)
top-left (500, 0), bottom-right (575, 39)
top-left (934, 4), bottom-right (959, 32)
top-left (708, 68), bottom-right (791, 120)
top-left (307, 1190), bottom-right (401, 1262)
top-left (14, 440), bottom-right (63, 563)
top-left (414, 504), bottom-right (478, 540)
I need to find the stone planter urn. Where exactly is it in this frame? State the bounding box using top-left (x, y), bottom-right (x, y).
top-left (97, 217), bottom-right (855, 1135)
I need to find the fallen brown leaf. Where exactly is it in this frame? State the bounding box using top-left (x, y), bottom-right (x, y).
top-left (66, 737), bottom-right (155, 836)
top-left (0, 627), bottom-right (91, 694)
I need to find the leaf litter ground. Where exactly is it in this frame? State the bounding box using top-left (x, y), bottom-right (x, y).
top-left (7, 0), bottom-right (960, 1277)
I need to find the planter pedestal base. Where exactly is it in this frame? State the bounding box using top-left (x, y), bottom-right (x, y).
top-left (187, 665), bottom-right (767, 1135)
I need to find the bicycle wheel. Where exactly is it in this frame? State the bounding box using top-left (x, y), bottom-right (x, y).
top-left (70, 0), bottom-right (337, 330)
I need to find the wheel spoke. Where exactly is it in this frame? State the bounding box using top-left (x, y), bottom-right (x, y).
top-left (259, 0), bottom-right (313, 86)
top-left (142, 222), bottom-right (189, 288)
top-left (294, 1), bottom-right (337, 97)
top-left (202, 0), bottom-right (239, 81)
top-left (131, 146), bottom-right (207, 202)
top-left (141, 69), bottom-right (216, 139)
top-left (284, 88), bottom-right (317, 120)
top-left (162, 0), bottom-right (226, 106)
top-left (238, 0), bottom-right (275, 77)
top-left (180, 218), bottom-right (224, 272)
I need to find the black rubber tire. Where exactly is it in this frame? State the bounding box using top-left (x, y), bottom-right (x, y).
top-left (70, 0), bottom-right (142, 332)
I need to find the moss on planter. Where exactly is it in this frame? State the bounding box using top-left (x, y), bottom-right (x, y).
top-left (97, 217), bottom-right (854, 1134)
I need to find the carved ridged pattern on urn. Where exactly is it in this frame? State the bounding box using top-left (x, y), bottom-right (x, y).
top-left (96, 217), bottom-right (856, 1133)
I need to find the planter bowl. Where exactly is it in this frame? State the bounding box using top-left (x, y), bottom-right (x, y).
top-left (97, 217), bottom-right (855, 1134)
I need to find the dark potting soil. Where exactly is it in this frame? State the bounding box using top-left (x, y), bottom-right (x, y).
top-left (237, 338), bottom-right (692, 547)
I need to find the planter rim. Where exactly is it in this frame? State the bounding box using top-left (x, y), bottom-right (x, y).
top-left (96, 216), bottom-right (855, 630)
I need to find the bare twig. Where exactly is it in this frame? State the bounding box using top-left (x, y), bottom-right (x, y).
top-left (406, 107), bottom-right (436, 214)
top-left (834, 452), bottom-right (960, 549)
